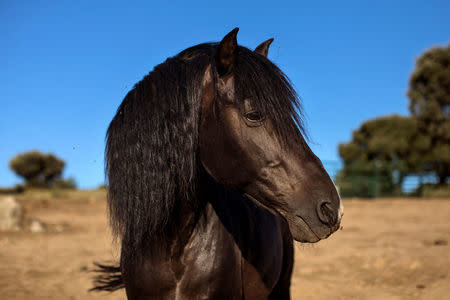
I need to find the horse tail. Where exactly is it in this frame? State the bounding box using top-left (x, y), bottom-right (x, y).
top-left (90, 262), bottom-right (124, 292)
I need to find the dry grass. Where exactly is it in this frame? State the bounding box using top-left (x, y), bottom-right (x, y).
top-left (1, 190), bottom-right (449, 299)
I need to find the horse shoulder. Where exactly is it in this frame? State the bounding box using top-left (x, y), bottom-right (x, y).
top-left (175, 203), bottom-right (243, 299)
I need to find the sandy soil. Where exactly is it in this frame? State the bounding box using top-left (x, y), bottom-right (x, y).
top-left (1, 190), bottom-right (449, 299)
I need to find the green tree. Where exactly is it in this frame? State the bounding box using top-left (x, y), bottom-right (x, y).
top-left (337, 115), bottom-right (427, 197)
top-left (9, 151), bottom-right (66, 187)
top-left (43, 154), bottom-right (65, 183)
top-left (407, 44), bottom-right (450, 184)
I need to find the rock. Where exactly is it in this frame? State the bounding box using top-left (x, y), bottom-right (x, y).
top-left (79, 265), bottom-right (88, 272)
top-left (55, 224), bottom-right (64, 232)
top-left (0, 196), bottom-right (23, 231)
top-left (416, 284), bottom-right (426, 289)
top-left (29, 219), bottom-right (46, 233)
top-left (433, 239), bottom-right (447, 246)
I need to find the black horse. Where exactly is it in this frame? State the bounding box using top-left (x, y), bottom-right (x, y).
top-left (93, 28), bottom-right (343, 299)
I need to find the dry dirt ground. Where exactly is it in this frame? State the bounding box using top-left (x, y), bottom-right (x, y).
top-left (1, 190), bottom-right (449, 299)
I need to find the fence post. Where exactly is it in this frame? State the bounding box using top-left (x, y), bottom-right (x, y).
top-left (351, 163), bottom-right (355, 198)
top-left (418, 174), bottom-right (424, 197)
top-left (373, 161), bottom-right (379, 198)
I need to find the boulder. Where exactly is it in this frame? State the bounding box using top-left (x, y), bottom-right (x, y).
top-left (0, 196), bottom-right (23, 231)
top-left (29, 218), bottom-right (46, 233)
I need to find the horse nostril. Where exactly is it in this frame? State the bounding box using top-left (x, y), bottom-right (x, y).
top-left (317, 201), bottom-right (337, 226)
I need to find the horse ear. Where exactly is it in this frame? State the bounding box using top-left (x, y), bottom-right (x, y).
top-left (216, 27), bottom-right (239, 75)
top-left (254, 38), bottom-right (274, 57)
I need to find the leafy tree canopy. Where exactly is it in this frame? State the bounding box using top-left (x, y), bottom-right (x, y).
top-left (9, 151), bottom-right (66, 187)
top-left (407, 44), bottom-right (450, 184)
top-left (337, 115), bottom-right (427, 197)
top-left (339, 115), bottom-right (427, 173)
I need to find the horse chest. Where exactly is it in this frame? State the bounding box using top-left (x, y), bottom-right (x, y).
top-left (124, 203), bottom-right (286, 300)
top-left (172, 203), bottom-right (284, 299)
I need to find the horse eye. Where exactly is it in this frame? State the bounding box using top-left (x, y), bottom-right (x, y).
top-left (244, 111), bottom-right (264, 122)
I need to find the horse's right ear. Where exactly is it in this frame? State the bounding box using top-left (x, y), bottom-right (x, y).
top-left (216, 28), bottom-right (239, 76)
top-left (254, 38), bottom-right (274, 57)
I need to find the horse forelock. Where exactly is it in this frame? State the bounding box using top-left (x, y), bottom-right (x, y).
top-left (233, 46), bottom-right (308, 146)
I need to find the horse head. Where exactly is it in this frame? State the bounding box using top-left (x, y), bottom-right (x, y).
top-left (199, 28), bottom-right (343, 243)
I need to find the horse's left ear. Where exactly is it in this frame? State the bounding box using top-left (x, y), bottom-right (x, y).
top-left (217, 28), bottom-right (239, 75)
top-left (254, 38), bottom-right (274, 57)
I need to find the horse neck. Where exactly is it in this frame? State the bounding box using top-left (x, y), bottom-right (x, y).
top-left (165, 200), bottom-right (202, 258)
top-left (165, 170), bottom-right (226, 255)
top-left (137, 169), bottom-right (246, 261)
top-left (153, 173), bottom-right (214, 258)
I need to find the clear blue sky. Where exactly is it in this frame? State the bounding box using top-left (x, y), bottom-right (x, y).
top-left (1, 1), bottom-right (449, 188)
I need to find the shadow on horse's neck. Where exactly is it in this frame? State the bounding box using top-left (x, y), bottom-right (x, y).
top-left (165, 166), bottom-right (280, 255)
top-left (198, 167), bottom-right (283, 259)
top-left (195, 167), bottom-right (286, 288)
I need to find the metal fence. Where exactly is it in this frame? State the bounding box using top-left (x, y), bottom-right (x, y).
top-left (322, 160), bottom-right (437, 198)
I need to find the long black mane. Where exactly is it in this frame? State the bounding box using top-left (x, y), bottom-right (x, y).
top-left (105, 42), bottom-right (305, 262)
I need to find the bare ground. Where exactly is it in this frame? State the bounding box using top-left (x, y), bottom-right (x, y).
top-left (1, 190), bottom-right (449, 299)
